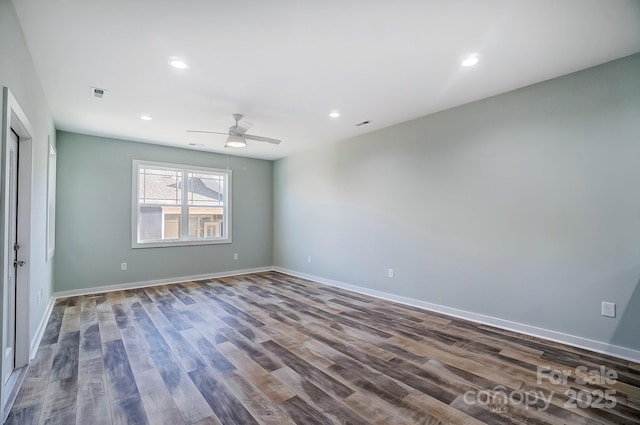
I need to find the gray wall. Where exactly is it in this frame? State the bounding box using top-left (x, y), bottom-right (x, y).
top-left (273, 53), bottom-right (640, 351)
top-left (0, 0), bottom-right (55, 353)
top-left (55, 131), bottom-right (273, 292)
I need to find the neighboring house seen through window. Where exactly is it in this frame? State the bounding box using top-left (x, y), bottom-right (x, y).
top-left (132, 160), bottom-right (231, 247)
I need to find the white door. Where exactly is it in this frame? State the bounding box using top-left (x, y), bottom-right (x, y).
top-left (2, 129), bottom-right (19, 383)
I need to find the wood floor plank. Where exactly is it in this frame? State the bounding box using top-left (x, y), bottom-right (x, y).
top-left (4, 403), bottom-right (41, 425)
top-left (159, 325), bottom-right (206, 372)
top-left (216, 341), bottom-right (296, 404)
top-left (296, 324), bottom-right (460, 404)
top-left (144, 345), bottom-right (214, 423)
top-left (76, 357), bottom-right (111, 425)
top-left (111, 303), bottom-right (133, 330)
top-left (135, 367), bottom-right (186, 425)
top-left (199, 291), bottom-right (266, 328)
top-left (305, 335), bottom-right (493, 423)
top-left (192, 416), bottom-right (223, 425)
top-left (156, 302), bottom-right (193, 331)
top-left (110, 392), bottom-right (149, 425)
top-left (79, 309), bottom-right (102, 360)
top-left (219, 370), bottom-right (297, 425)
top-left (180, 328), bottom-right (235, 374)
top-left (168, 286), bottom-right (197, 305)
top-left (306, 321), bottom-right (396, 362)
top-left (103, 339), bottom-right (139, 400)
top-left (220, 327), bottom-right (282, 372)
top-left (188, 366), bottom-right (260, 425)
top-left (39, 306), bottom-right (65, 345)
top-left (49, 330), bottom-right (80, 381)
top-left (329, 357), bottom-right (411, 403)
top-left (272, 366), bottom-right (369, 424)
top-left (38, 376), bottom-right (77, 425)
top-left (132, 288), bottom-right (154, 304)
top-left (97, 310), bottom-right (121, 343)
top-left (277, 395), bottom-right (335, 425)
top-left (106, 290), bottom-right (125, 304)
top-left (387, 334), bottom-right (525, 388)
top-left (341, 392), bottom-right (397, 424)
top-left (262, 340), bottom-right (354, 400)
top-left (235, 298), bottom-right (310, 345)
top-left (11, 344), bottom-right (55, 411)
top-left (60, 307), bottom-right (81, 333)
top-left (404, 391), bottom-right (487, 425)
top-left (119, 326), bottom-right (155, 375)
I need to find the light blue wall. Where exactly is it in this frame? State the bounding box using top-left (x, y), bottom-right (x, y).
top-left (0, 0), bottom-right (56, 359)
top-left (273, 54), bottom-right (640, 351)
top-left (54, 132), bottom-right (273, 292)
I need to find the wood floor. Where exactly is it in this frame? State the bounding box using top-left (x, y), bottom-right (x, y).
top-left (5, 272), bottom-right (640, 424)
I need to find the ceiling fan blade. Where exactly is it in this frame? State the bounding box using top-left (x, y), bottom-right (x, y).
top-left (244, 134), bottom-right (282, 144)
top-left (186, 130), bottom-right (229, 135)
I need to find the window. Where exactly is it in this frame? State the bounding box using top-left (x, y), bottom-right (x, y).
top-left (132, 160), bottom-right (231, 247)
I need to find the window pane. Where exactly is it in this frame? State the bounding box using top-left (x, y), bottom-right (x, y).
top-left (163, 211), bottom-right (182, 239)
top-left (139, 206), bottom-right (182, 242)
top-left (139, 167), bottom-right (181, 205)
top-left (187, 172), bottom-right (224, 206)
top-left (138, 167), bottom-right (182, 242)
top-left (188, 207), bottom-right (224, 239)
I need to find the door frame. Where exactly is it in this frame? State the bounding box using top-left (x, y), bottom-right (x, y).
top-left (1, 87), bottom-right (33, 412)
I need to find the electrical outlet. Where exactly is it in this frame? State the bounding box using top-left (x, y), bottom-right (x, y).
top-left (387, 268), bottom-right (394, 278)
top-left (234, 253), bottom-right (239, 260)
top-left (601, 302), bottom-right (616, 318)
top-left (121, 262), bottom-right (127, 271)
top-left (308, 256), bottom-right (312, 263)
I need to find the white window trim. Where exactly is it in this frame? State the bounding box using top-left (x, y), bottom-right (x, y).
top-left (132, 159), bottom-right (232, 248)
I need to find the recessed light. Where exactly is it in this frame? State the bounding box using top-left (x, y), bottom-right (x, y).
top-left (329, 111), bottom-right (340, 118)
top-left (169, 58), bottom-right (189, 69)
top-left (461, 54), bottom-right (480, 67)
top-left (140, 115), bottom-right (152, 121)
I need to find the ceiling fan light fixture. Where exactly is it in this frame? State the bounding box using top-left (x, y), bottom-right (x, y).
top-left (225, 134), bottom-right (247, 148)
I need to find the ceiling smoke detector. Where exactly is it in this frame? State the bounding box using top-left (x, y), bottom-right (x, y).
top-left (91, 87), bottom-right (106, 98)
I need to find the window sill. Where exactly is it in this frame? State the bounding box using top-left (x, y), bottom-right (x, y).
top-left (132, 238), bottom-right (232, 249)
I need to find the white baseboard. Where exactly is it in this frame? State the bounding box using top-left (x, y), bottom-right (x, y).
top-left (272, 267), bottom-right (640, 363)
top-left (30, 297), bottom-right (55, 359)
top-left (53, 266), bottom-right (272, 299)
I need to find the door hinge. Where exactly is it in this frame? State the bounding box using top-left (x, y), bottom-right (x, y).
top-left (13, 260), bottom-right (25, 267)
top-left (13, 243), bottom-right (20, 250)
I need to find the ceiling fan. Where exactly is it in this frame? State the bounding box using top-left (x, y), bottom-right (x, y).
top-left (187, 114), bottom-right (282, 148)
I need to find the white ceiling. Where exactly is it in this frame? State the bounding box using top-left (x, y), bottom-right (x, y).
top-left (13, 0), bottom-right (640, 160)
